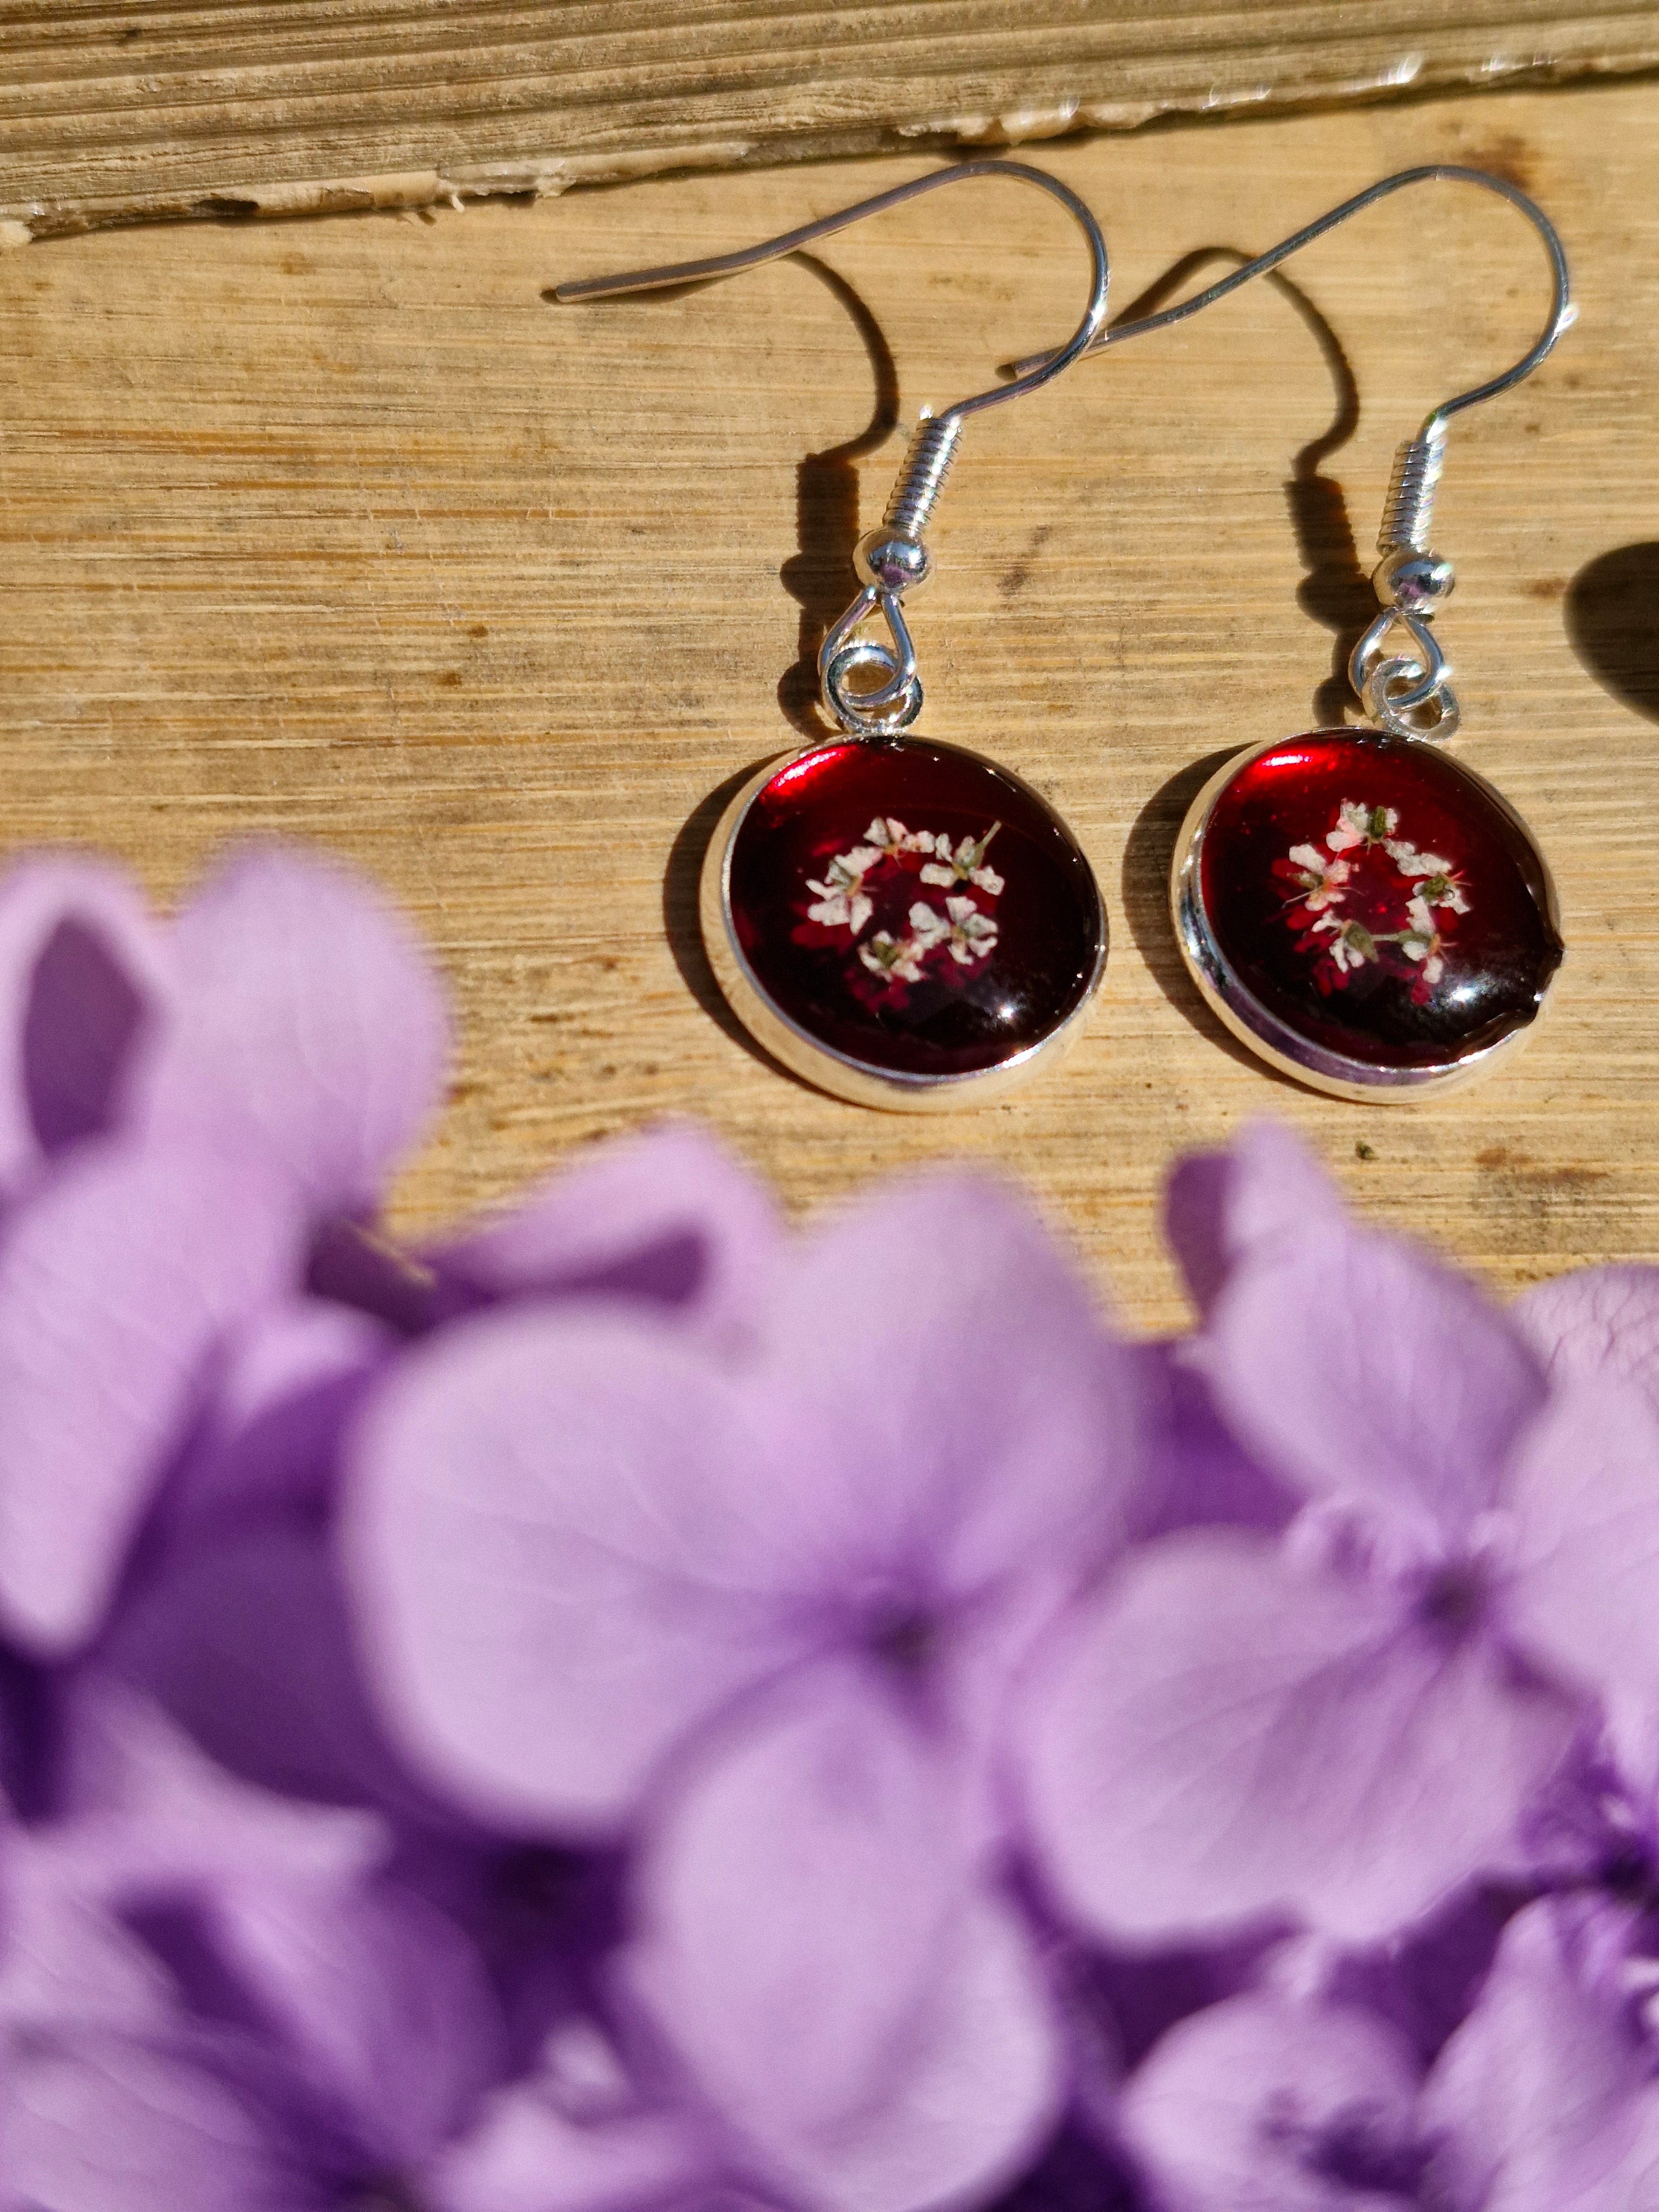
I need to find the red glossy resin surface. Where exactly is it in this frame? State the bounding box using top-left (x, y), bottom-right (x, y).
top-left (725, 740), bottom-right (1104, 1079)
top-left (1197, 729), bottom-right (1562, 1070)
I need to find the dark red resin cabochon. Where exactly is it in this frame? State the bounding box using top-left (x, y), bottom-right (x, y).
top-left (724, 740), bottom-right (1104, 1079)
top-left (1196, 729), bottom-right (1562, 1070)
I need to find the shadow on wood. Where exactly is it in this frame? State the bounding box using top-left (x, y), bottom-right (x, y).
top-left (776, 252), bottom-right (902, 740)
top-left (1566, 542), bottom-right (1659, 724)
top-left (1119, 745), bottom-right (1308, 1091)
top-left (661, 750), bottom-right (806, 1086)
top-left (1107, 245), bottom-right (1370, 723)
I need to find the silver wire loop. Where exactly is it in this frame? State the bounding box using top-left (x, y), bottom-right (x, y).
top-left (1009, 163), bottom-right (1571, 743)
top-left (820, 584), bottom-right (923, 735)
top-left (556, 159), bottom-right (1110, 741)
top-left (1350, 607), bottom-right (1461, 742)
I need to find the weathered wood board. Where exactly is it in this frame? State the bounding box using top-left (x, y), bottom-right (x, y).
top-left (1, 77), bottom-right (1655, 1328)
top-left (3, 1), bottom-right (1659, 238)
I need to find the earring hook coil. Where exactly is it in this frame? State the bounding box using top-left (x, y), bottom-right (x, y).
top-left (556, 158), bottom-right (1110, 740)
top-left (1010, 163), bottom-right (1571, 742)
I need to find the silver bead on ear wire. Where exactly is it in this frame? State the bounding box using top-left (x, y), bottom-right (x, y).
top-left (554, 158), bottom-right (1110, 743)
top-left (1010, 162), bottom-right (1574, 744)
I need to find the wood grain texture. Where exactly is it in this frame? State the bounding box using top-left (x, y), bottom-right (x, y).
top-left (1, 77), bottom-right (1655, 1328)
top-left (3, 1), bottom-right (1659, 237)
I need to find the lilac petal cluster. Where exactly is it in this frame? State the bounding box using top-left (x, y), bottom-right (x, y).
top-left (3, 846), bottom-right (1659, 2212)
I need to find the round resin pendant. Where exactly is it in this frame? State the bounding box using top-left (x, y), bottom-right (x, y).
top-left (1172, 727), bottom-right (1563, 1100)
top-left (702, 737), bottom-right (1107, 1109)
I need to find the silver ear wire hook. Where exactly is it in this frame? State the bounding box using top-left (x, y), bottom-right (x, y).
top-left (1010, 164), bottom-right (1573, 741)
top-left (555, 159), bottom-right (1110, 739)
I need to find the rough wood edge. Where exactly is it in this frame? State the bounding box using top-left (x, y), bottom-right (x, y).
top-left (6, 45), bottom-right (1656, 245)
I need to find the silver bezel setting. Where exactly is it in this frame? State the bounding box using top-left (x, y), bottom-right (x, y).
top-left (700, 741), bottom-right (1108, 1112)
top-left (1169, 726), bottom-right (1564, 1104)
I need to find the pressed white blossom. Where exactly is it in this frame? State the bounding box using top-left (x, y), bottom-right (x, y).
top-left (939, 896), bottom-right (1000, 967)
top-left (1284, 843), bottom-right (1352, 912)
top-left (807, 820), bottom-right (1006, 988)
top-left (1327, 800), bottom-right (1399, 853)
top-left (920, 825), bottom-right (1005, 897)
top-left (1401, 895), bottom-right (1447, 986)
top-left (807, 846), bottom-right (881, 935)
top-left (1386, 839), bottom-right (1472, 913)
top-left (864, 817), bottom-right (935, 857)
top-left (1385, 838), bottom-right (1440, 875)
top-left (1408, 862), bottom-right (1471, 915)
top-left (909, 902), bottom-right (951, 950)
top-left (1311, 916), bottom-right (1379, 973)
top-left (858, 930), bottom-right (928, 984)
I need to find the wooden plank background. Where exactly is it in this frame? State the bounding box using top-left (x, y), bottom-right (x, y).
top-left (3, 1), bottom-right (1659, 238)
top-left (1, 75), bottom-right (1655, 1329)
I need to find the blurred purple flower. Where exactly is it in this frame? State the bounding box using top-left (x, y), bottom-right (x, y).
top-left (0, 845), bottom-right (447, 1660)
top-left (1117, 1894), bottom-right (1659, 2212)
top-left (1512, 1261), bottom-right (1659, 1405)
top-left (341, 1171), bottom-right (1139, 2211)
top-left (0, 1678), bottom-right (507, 2210)
top-left (342, 1170), bottom-right (1138, 1839)
top-left (1422, 1894), bottom-right (1659, 2211)
top-left (618, 1663), bottom-right (1067, 2212)
top-left (1020, 1123), bottom-right (1659, 1947)
top-left (1118, 1985), bottom-right (1428, 2210)
top-left (2, 839), bottom-right (1659, 2212)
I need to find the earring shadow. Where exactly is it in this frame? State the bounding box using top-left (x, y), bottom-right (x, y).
top-left (659, 251), bottom-right (904, 1086)
top-left (564, 252), bottom-right (905, 1087)
top-left (1565, 542), bottom-right (1659, 723)
top-left (1118, 750), bottom-right (1305, 1088)
top-left (1274, 274), bottom-right (1371, 728)
top-left (775, 252), bottom-right (902, 738)
top-left (1110, 248), bottom-right (1367, 730)
top-left (1109, 251), bottom-right (1364, 1074)
top-left (660, 752), bottom-right (802, 1081)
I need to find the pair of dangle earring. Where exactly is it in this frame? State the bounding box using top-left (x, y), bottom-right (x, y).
top-left (559, 161), bottom-right (1571, 1108)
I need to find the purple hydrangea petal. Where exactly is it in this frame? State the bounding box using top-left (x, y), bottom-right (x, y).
top-left (137, 844), bottom-right (450, 1219)
top-left (0, 857), bottom-right (171, 1196)
top-left (428, 1122), bottom-right (784, 1351)
top-left (431, 2092), bottom-right (719, 2212)
top-left (54, 1674), bottom-right (388, 1890)
top-left (1074, 1926), bottom-right (1291, 2079)
top-left (1125, 1342), bottom-right (1296, 1545)
top-left (109, 1524), bottom-right (455, 1824)
top-left (1018, 1532), bottom-right (1578, 1945)
top-left (1203, 1222), bottom-right (1547, 1544)
top-left (1164, 1121), bottom-right (1346, 1318)
top-left (342, 1307), bottom-right (811, 1836)
top-left (1322, 1881), bottom-right (1520, 2070)
top-left (0, 1141), bottom-right (304, 1657)
top-left (206, 1877), bottom-right (506, 2169)
top-left (752, 1173), bottom-right (1134, 1604)
top-left (1505, 1379), bottom-right (1659, 1709)
top-left (4, 2031), bottom-right (303, 2212)
top-left (1422, 1899), bottom-right (1659, 2212)
top-left (1512, 1265), bottom-right (1659, 1404)
top-left (0, 1831), bottom-right (187, 2039)
top-left (1118, 1992), bottom-right (1425, 2211)
top-left (162, 1298), bottom-right (393, 1537)
top-left (627, 1664), bottom-right (1066, 2212)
